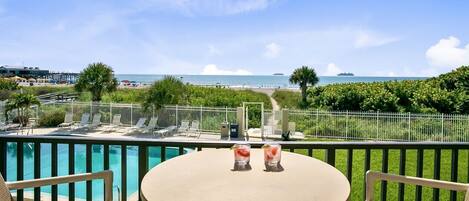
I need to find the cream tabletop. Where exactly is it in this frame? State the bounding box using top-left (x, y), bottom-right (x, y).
top-left (141, 149), bottom-right (350, 201)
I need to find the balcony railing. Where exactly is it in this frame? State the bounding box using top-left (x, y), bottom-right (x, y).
top-left (1, 135), bottom-right (469, 201)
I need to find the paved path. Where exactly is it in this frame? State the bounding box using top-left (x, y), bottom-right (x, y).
top-left (251, 88), bottom-right (280, 134)
top-left (251, 88), bottom-right (280, 110)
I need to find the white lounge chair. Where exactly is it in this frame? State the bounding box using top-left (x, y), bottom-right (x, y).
top-left (58, 113), bottom-right (74, 128)
top-left (0, 122), bottom-right (20, 132)
top-left (104, 114), bottom-right (122, 132)
top-left (127, 117), bottom-right (147, 133)
top-left (72, 113), bottom-right (90, 131)
top-left (0, 171), bottom-right (113, 201)
top-left (88, 113), bottom-right (102, 130)
top-left (188, 120), bottom-right (200, 138)
top-left (178, 120), bottom-right (190, 134)
top-left (141, 117), bottom-right (158, 133)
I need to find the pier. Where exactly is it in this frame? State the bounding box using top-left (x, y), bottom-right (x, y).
top-left (0, 65), bottom-right (79, 83)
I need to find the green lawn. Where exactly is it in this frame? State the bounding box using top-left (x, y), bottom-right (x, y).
top-left (289, 139), bottom-right (469, 201)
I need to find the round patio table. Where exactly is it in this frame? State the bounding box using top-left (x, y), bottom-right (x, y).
top-left (141, 149), bottom-right (350, 201)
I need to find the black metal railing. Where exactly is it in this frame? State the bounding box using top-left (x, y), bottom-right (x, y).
top-left (0, 135), bottom-right (468, 201)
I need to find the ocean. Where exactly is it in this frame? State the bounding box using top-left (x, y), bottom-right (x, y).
top-left (116, 74), bottom-right (428, 88)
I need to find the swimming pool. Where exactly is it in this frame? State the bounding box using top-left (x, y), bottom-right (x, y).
top-left (5, 142), bottom-right (189, 200)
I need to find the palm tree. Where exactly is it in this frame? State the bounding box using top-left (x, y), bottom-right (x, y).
top-left (75, 62), bottom-right (118, 102)
top-left (5, 93), bottom-right (41, 126)
top-left (142, 76), bottom-right (187, 112)
top-left (289, 66), bottom-right (319, 106)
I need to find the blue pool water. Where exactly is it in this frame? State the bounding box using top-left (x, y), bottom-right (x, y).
top-left (5, 143), bottom-right (188, 200)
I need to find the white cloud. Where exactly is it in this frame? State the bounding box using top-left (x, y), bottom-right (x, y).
top-left (426, 36), bottom-right (469, 68)
top-left (145, 0), bottom-right (275, 16)
top-left (201, 64), bottom-right (252, 75)
top-left (354, 31), bottom-right (399, 48)
top-left (263, 42), bottom-right (280, 58)
top-left (323, 63), bottom-right (343, 76)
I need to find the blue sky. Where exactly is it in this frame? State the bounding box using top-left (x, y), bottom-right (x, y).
top-left (1, 0), bottom-right (468, 76)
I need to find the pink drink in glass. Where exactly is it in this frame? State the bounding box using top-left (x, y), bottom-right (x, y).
top-left (263, 143), bottom-right (281, 168)
top-left (233, 144), bottom-right (250, 167)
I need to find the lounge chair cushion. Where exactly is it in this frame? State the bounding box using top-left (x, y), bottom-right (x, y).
top-left (0, 174), bottom-right (12, 201)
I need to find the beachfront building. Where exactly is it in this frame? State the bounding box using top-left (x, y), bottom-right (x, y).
top-left (0, 65), bottom-right (49, 78)
top-left (0, 65), bottom-right (80, 84)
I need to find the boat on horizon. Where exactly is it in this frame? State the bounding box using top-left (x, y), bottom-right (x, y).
top-left (337, 72), bottom-right (354, 76)
top-left (273, 73), bottom-right (284, 76)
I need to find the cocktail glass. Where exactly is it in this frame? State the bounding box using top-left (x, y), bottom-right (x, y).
top-left (232, 143), bottom-right (251, 169)
top-left (262, 143), bottom-right (281, 170)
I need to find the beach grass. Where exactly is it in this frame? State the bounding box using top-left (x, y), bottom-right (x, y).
top-left (23, 85), bottom-right (273, 109)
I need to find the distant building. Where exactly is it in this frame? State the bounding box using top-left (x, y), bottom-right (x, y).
top-left (0, 65), bottom-right (49, 77)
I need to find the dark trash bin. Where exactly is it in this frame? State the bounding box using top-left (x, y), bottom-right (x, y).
top-left (230, 123), bottom-right (239, 138)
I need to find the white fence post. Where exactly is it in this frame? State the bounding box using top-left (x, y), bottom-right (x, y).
top-left (225, 106), bottom-right (228, 122)
top-left (110, 102), bottom-right (112, 125)
top-left (408, 112), bottom-right (411, 141)
top-left (315, 109), bottom-right (319, 137)
top-left (441, 113), bottom-right (444, 142)
top-left (345, 110), bottom-right (348, 139)
top-left (200, 106), bottom-right (203, 131)
top-left (130, 103), bottom-right (133, 125)
top-left (71, 100), bottom-right (74, 121)
top-left (376, 111), bottom-right (379, 140)
top-left (176, 105), bottom-right (179, 126)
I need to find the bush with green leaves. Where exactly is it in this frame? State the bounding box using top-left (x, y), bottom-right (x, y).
top-left (143, 76), bottom-right (188, 112)
top-left (5, 93), bottom-right (40, 125)
top-left (275, 66), bottom-right (469, 114)
top-left (0, 78), bottom-right (19, 90)
top-left (38, 107), bottom-right (66, 127)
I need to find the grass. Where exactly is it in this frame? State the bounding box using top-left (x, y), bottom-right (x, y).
top-left (23, 85), bottom-right (272, 108)
top-left (290, 138), bottom-right (469, 201)
top-left (272, 89), bottom-right (301, 109)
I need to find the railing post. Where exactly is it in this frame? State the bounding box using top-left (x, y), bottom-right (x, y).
top-left (138, 145), bottom-right (148, 201)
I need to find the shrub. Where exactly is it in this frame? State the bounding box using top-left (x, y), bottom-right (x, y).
top-left (38, 108), bottom-right (66, 127)
top-left (0, 78), bottom-right (19, 90)
top-left (0, 90), bottom-right (13, 101)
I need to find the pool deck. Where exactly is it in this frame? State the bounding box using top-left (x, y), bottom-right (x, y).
top-left (0, 126), bottom-right (273, 142)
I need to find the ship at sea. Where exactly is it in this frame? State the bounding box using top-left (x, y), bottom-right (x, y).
top-left (337, 72), bottom-right (354, 76)
top-left (272, 73), bottom-right (284, 76)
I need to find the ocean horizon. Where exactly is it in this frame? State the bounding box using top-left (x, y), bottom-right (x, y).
top-left (116, 74), bottom-right (428, 88)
